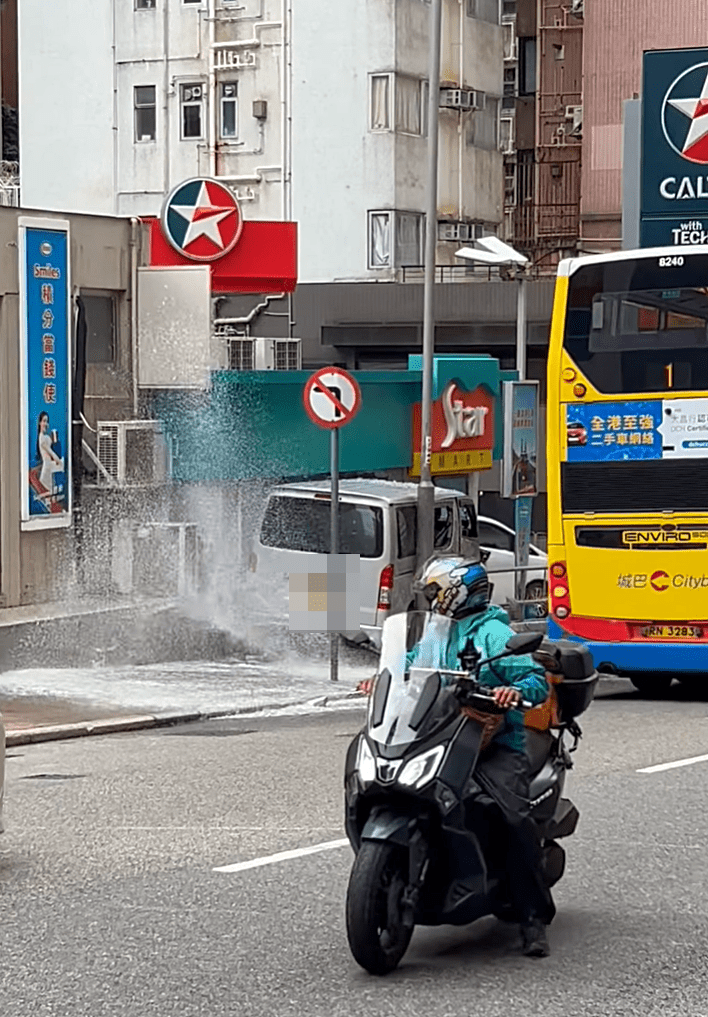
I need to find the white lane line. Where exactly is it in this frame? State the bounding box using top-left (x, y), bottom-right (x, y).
top-left (213, 838), bottom-right (350, 874)
top-left (638, 753), bottom-right (708, 774)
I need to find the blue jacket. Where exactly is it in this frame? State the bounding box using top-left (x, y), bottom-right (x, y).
top-left (408, 606), bottom-right (548, 754)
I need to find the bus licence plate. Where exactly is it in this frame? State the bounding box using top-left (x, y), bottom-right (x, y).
top-left (639, 625), bottom-right (703, 640)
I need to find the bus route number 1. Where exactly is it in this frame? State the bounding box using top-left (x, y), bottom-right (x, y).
top-left (658, 255), bottom-right (684, 267)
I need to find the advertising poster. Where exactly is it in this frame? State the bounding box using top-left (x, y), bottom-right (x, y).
top-left (502, 381), bottom-right (539, 498)
top-left (19, 218), bottom-right (72, 529)
top-left (564, 400), bottom-right (708, 462)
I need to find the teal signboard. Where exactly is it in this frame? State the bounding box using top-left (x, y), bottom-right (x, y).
top-left (641, 48), bottom-right (708, 246)
top-left (150, 356), bottom-right (506, 484)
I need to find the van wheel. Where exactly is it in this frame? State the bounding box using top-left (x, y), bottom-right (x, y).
top-left (524, 581), bottom-right (548, 619)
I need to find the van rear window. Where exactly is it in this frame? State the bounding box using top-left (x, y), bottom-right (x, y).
top-left (259, 497), bottom-right (384, 558)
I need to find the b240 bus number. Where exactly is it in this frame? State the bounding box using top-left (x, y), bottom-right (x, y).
top-left (658, 255), bottom-right (684, 267)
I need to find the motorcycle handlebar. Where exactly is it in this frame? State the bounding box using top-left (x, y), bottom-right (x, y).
top-left (453, 675), bottom-right (534, 713)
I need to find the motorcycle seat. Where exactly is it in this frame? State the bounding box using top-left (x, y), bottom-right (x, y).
top-left (525, 728), bottom-right (553, 777)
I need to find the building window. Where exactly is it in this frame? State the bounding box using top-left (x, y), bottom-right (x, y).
top-left (134, 86), bottom-right (156, 142)
top-left (470, 97), bottom-right (499, 150)
top-left (519, 37), bottom-right (537, 95)
top-left (500, 116), bottom-right (514, 154)
top-left (467, 0), bottom-right (501, 24)
top-left (220, 83), bottom-right (238, 139)
top-left (502, 0), bottom-right (516, 15)
top-left (396, 76), bottom-right (428, 136)
top-left (368, 210), bottom-right (424, 269)
top-left (135, 0), bottom-right (157, 8)
top-left (82, 292), bottom-right (117, 365)
top-left (370, 73), bottom-right (427, 136)
top-left (502, 21), bottom-right (517, 61)
top-left (370, 74), bottom-right (392, 131)
top-left (180, 83), bottom-right (204, 140)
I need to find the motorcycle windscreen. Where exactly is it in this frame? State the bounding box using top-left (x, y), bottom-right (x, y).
top-left (367, 611), bottom-right (461, 752)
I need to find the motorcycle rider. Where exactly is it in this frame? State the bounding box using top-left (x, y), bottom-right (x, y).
top-left (413, 557), bottom-right (556, 958)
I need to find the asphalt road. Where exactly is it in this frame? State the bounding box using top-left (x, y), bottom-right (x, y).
top-left (1, 676), bottom-right (708, 1017)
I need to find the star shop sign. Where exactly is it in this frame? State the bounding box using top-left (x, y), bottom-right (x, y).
top-left (160, 177), bottom-right (244, 263)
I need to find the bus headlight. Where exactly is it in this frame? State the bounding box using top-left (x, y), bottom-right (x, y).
top-left (397, 745), bottom-right (445, 789)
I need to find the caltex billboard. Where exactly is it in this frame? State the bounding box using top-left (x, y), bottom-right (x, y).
top-left (641, 48), bottom-right (708, 246)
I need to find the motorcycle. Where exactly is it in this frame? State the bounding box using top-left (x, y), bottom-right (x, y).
top-left (344, 610), bottom-right (599, 975)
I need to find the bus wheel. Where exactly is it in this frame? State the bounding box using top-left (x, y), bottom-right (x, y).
top-left (676, 675), bottom-right (708, 699)
top-left (628, 673), bottom-right (673, 697)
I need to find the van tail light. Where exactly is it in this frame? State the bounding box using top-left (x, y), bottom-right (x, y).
top-left (549, 561), bottom-right (570, 620)
top-left (377, 564), bottom-right (394, 611)
top-left (249, 552), bottom-right (258, 573)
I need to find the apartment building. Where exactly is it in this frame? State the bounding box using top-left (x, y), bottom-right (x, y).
top-left (15, 0), bottom-right (536, 373)
top-left (504, 0), bottom-right (708, 267)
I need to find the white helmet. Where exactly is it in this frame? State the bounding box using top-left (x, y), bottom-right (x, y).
top-left (415, 557), bottom-right (491, 619)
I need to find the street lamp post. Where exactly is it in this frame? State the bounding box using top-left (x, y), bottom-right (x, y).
top-left (455, 237), bottom-right (533, 614)
top-left (416, 0), bottom-right (443, 573)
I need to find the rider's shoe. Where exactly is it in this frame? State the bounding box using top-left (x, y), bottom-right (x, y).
top-left (520, 918), bottom-right (550, 958)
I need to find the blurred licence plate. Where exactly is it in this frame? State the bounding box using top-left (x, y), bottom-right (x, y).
top-left (639, 625), bottom-right (703, 639)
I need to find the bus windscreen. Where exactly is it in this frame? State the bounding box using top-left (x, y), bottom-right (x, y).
top-left (564, 256), bottom-right (708, 393)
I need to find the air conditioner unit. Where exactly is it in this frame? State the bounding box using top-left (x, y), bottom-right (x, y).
top-left (253, 338), bottom-right (302, 371)
top-left (438, 222), bottom-right (462, 241)
top-left (96, 420), bottom-right (169, 487)
top-left (440, 88), bottom-right (463, 109)
top-left (565, 104), bottom-right (583, 135)
top-left (112, 521), bottom-right (200, 598)
top-left (437, 222), bottom-right (473, 242)
top-left (469, 90), bottom-right (486, 111)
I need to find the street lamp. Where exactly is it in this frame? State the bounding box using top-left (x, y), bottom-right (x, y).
top-left (455, 237), bottom-right (533, 614)
top-left (455, 236), bottom-right (530, 380)
top-left (416, 0), bottom-right (443, 574)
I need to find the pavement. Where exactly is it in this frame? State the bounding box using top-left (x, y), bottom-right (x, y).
top-left (1, 635), bottom-right (374, 747)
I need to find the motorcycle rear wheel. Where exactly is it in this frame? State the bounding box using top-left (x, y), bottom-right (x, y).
top-left (346, 841), bottom-right (414, 975)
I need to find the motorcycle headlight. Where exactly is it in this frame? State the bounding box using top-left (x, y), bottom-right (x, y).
top-left (397, 745), bottom-right (445, 789)
top-left (356, 736), bottom-right (377, 784)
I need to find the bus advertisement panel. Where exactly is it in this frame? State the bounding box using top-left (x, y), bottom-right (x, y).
top-left (546, 245), bottom-right (708, 695)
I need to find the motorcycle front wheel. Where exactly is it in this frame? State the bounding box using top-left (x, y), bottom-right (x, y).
top-left (345, 841), bottom-right (414, 975)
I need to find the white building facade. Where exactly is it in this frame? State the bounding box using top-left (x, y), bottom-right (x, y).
top-left (19, 0), bottom-right (504, 287)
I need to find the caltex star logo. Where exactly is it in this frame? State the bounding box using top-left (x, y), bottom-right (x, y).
top-left (662, 62), bottom-right (708, 165)
top-left (160, 177), bottom-right (243, 262)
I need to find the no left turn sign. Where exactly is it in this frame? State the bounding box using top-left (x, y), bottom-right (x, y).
top-left (303, 367), bottom-right (362, 429)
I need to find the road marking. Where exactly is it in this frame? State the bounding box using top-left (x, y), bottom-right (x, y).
top-left (637, 752), bottom-right (708, 774)
top-left (213, 837), bottom-right (350, 873)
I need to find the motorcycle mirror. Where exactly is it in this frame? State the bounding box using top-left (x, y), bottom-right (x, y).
top-left (505, 632), bottom-right (544, 655)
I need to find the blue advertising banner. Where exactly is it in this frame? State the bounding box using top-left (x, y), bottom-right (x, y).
top-left (640, 48), bottom-right (708, 247)
top-left (502, 381), bottom-right (539, 498)
top-left (19, 218), bottom-right (72, 528)
top-left (565, 401), bottom-right (663, 462)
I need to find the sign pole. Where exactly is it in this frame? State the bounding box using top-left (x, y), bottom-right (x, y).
top-left (330, 425), bottom-right (339, 683)
top-left (303, 366), bottom-right (361, 683)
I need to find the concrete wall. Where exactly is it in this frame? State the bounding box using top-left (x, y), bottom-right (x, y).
top-left (0, 206), bottom-right (134, 608)
top-left (18, 0), bottom-right (116, 215)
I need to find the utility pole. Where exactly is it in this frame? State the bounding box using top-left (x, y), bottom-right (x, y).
top-left (416, 0), bottom-right (443, 573)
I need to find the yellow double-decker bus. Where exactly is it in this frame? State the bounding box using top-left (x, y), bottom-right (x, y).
top-left (546, 245), bottom-right (708, 696)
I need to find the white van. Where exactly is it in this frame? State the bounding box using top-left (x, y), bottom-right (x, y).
top-left (249, 479), bottom-right (480, 648)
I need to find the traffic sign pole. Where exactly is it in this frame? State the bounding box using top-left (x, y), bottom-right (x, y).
top-left (330, 426), bottom-right (339, 683)
top-left (302, 366), bottom-right (362, 685)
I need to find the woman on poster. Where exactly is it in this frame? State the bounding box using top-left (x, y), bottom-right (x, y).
top-left (35, 411), bottom-right (65, 502)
